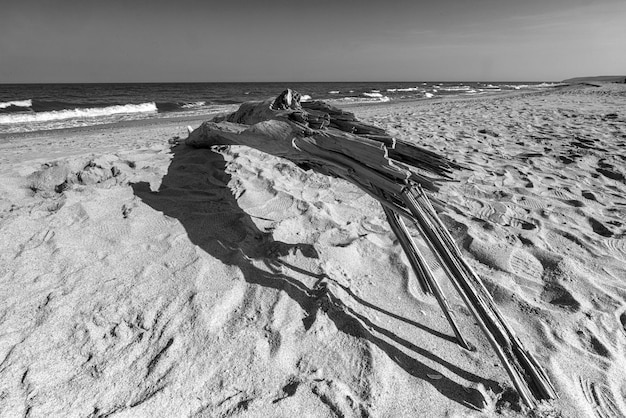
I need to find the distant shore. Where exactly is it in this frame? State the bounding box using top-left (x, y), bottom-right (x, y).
top-left (562, 75), bottom-right (626, 84)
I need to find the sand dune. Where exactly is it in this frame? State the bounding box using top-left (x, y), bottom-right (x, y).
top-left (1, 83), bottom-right (625, 417)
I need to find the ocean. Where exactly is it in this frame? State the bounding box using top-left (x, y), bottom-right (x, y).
top-left (0, 81), bottom-right (561, 134)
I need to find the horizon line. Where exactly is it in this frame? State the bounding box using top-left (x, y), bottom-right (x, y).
top-left (0, 79), bottom-right (563, 85)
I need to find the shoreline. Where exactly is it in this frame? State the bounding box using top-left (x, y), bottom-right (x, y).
top-left (0, 113), bottom-right (223, 143)
top-left (0, 86), bottom-right (558, 144)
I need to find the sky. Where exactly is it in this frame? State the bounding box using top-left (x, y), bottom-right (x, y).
top-left (1, 0), bottom-right (625, 83)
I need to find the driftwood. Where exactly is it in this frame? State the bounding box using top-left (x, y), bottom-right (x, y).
top-left (186, 89), bottom-right (558, 408)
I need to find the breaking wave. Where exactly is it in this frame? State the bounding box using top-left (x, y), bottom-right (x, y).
top-left (0, 99), bottom-right (33, 109)
top-left (0, 102), bottom-right (158, 124)
top-left (387, 87), bottom-right (421, 92)
top-left (0, 82), bottom-right (566, 133)
top-left (154, 101), bottom-right (207, 112)
top-left (439, 85), bottom-right (472, 91)
top-left (333, 95), bottom-right (391, 104)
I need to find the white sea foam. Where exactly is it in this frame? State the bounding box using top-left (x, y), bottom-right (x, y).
top-left (439, 86), bottom-right (471, 91)
top-left (328, 91), bottom-right (340, 94)
top-left (387, 87), bottom-right (420, 92)
top-left (300, 94), bottom-right (312, 102)
top-left (181, 101), bottom-right (206, 108)
top-left (424, 93), bottom-right (434, 98)
top-left (363, 92), bottom-right (383, 98)
top-left (535, 82), bottom-right (564, 88)
top-left (0, 103), bottom-right (239, 134)
top-left (0, 102), bottom-right (158, 124)
top-left (333, 96), bottom-right (390, 104)
top-left (0, 99), bottom-right (33, 109)
top-left (499, 83), bottom-right (562, 90)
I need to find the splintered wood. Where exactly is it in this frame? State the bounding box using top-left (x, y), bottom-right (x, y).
top-left (186, 89), bottom-right (558, 408)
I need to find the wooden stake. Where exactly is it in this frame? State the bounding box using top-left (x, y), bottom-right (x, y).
top-left (383, 205), bottom-right (475, 351)
top-left (401, 184), bottom-right (558, 407)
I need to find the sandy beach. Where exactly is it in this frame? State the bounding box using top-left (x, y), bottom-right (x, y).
top-left (1, 83), bottom-right (625, 417)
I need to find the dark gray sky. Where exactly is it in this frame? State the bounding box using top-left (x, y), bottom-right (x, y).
top-left (1, 0), bottom-right (624, 82)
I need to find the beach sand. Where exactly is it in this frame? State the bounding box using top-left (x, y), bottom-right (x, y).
top-left (1, 83), bottom-right (625, 417)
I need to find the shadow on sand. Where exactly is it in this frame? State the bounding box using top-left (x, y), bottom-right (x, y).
top-left (131, 143), bottom-right (505, 410)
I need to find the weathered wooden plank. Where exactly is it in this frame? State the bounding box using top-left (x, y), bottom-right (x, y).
top-left (302, 101), bottom-right (356, 121)
top-left (293, 137), bottom-right (406, 195)
top-left (360, 134), bottom-right (396, 148)
top-left (383, 205), bottom-right (474, 351)
top-left (402, 185), bottom-right (558, 407)
top-left (329, 119), bottom-right (388, 136)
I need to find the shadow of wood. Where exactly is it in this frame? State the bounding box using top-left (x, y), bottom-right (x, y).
top-left (130, 143), bottom-right (502, 409)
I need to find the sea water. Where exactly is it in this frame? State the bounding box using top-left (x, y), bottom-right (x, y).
top-left (0, 82), bottom-right (561, 134)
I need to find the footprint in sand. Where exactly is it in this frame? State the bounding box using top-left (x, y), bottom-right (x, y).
top-left (252, 193), bottom-right (295, 219)
top-left (588, 217), bottom-right (614, 238)
top-left (468, 200), bottom-right (496, 220)
top-left (514, 195), bottom-right (548, 210)
top-left (237, 188), bottom-right (295, 221)
top-left (602, 238), bottom-right (626, 256)
top-left (545, 230), bottom-right (590, 258)
top-left (579, 377), bottom-right (624, 418)
top-left (93, 219), bottom-right (131, 241)
top-left (597, 161), bottom-right (626, 183)
top-left (508, 249), bottom-right (543, 282)
top-left (541, 282), bottom-right (581, 311)
top-left (582, 190), bottom-right (599, 202)
top-left (466, 200), bottom-right (524, 228)
top-left (459, 184), bottom-right (492, 200)
top-left (562, 199), bottom-right (586, 208)
top-left (506, 217), bottom-right (537, 230)
top-left (520, 176), bottom-right (534, 188)
top-left (546, 186), bottom-right (575, 200)
top-left (576, 326), bottom-right (611, 358)
top-left (597, 167), bottom-right (626, 183)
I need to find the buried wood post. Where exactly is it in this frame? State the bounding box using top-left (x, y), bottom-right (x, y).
top-left (383, 205), bottom-right (433, 295)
